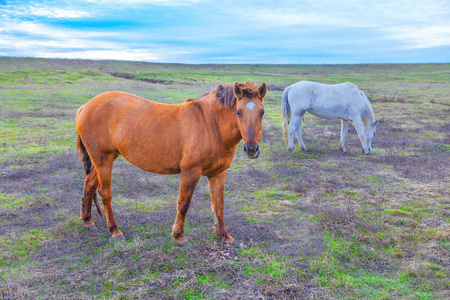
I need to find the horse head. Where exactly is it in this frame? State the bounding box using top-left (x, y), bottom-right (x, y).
top-left (233, 82), bottom-right (266, 159)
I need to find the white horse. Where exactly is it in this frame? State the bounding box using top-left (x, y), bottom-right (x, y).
top-left (281, 81), bottom-right (379, 155)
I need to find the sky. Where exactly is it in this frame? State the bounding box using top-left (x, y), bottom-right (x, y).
top-left (0, 0), bottom-right (449, 64)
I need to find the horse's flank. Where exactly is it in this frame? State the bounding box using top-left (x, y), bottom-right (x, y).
top-left (289, 81), bottom-right (374, 123)
top-left (76, 87), bottom-right (241, 177)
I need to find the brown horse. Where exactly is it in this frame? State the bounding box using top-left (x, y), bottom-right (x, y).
top-left (76, 82), bottom-right (266, 246)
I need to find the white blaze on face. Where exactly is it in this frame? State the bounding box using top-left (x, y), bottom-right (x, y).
top-left (246, 102), bottom-right (256, 111)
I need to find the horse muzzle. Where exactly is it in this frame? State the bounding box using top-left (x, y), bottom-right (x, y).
top-left (244, 144), bottom-right (260, 159)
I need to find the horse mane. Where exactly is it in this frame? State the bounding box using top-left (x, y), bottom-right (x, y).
top-left (215, 85), bottom-right (236, 107)
top-left (237, 81), bottom-right (258, 98)
top-left (185, 94), bottom-right (208, 102)
top-left (185, 82), bottom-right (258, 108)
top-left (359, 91), bottom-right (376, 122)
top-left (216, 82), bottom-right (258, 107)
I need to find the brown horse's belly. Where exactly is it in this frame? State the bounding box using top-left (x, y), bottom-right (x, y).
top-left (120, 148), bottom-right (235, 177)
top-left (119, 149), bottom-right (182, 175)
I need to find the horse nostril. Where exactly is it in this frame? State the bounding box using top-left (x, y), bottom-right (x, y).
top-left (243, 143), bottom-right (260, 159)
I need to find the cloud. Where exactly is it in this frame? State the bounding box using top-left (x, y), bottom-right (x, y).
top-left (1, 0), bottom-right (449, 63)
top-left (0, 19), bottom-right (121, 39)
top-left (233, 1), bottom-right (450, 52)
top-left (236, 8), bottom-right (375, 29)
top-left (0, 30), bottom-right (183, 62)
top-left (0, 16), bottom-right (192, 62)
top-left (37, 49), bottom-right (162, 61)
top-left (82, 0), bottom-right (206, 5)
top-left (32, 8), bottom-right (93, 19)
top-left (234, 0), bottom-right (449, 30)
top-left (385, 25), bottom-right (450, 49)
top-left (0, 34), bottom-right (120, 51)
top-left (1, 4), bottom-right (93, 19)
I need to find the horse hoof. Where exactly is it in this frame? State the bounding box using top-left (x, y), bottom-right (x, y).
top-left (224, 235), bottom-right (235, 245)
top-left (178, 241), bottom-right (191, 247)
top-left (176, 235), bottom-right (191, 247)
top-left (85, 225), bottom-right (98, 231)
top-left (225, 240), bottom-right (236, 246)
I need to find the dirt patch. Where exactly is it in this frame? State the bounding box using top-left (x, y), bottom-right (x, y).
top-left (109, 72), bottom-right (172, 84)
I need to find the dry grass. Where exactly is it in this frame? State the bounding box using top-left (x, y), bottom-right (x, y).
top-left (0, 58), bottom-right (449, 299)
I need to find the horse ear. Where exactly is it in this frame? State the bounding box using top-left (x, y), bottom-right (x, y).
top-left (372, 120), bottom-right (379, 127)
top-left (234, 82), bottom-right (244, 99)
top-left (257, 82), bottom-right (267, 101)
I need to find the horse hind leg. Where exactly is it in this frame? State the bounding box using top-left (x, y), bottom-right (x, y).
top-left (339, 120), bottom-right (350, 152)
top-left (289, 114), bottom-right (307, 152)
top-left (95, 155), bottom-right (123, 238)
top-left (288, 115), bottom-right (300, 152)
top-left (282, 116), bottom-right (290, 145)
top-left (80, 167), bottom-right (100, 229)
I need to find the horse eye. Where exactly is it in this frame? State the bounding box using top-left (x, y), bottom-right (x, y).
top-left (261, 110), bottom-right (265, 117)
top-left (237, 110), bottom-right (241, 117)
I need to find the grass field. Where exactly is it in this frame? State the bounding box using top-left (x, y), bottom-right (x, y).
top-left (0, 57), bottom-right (449, 299)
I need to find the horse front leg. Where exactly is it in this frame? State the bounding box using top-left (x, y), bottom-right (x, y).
top-left (207, 171), bottom-right (234, 245)
top-left (172, 168), bottom-right (201, 246)
top-left (339, 120), bottom-right (350, 152)
top-left (352, 118), bottom-right (370, 154)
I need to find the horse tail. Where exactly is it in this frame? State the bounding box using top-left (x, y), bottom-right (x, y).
top-left (281, 86), bottom-right (292, 145)
top-left (76, 107), bottom-right (102, 218)
top-left (76, 133), bottom-right (92, 175)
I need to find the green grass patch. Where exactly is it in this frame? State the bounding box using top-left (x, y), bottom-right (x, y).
top-left (0, 193), bottom-right (35, 209)
top-left (0, 228), bottom-right (58, 268)
top-left (115, 195), bottom-right (168, 213)
top-left (237, 187), bottom-right (297, 213)
top-left (0, 69), bottom-right (117, 85)
top-left (342, 189), bottom-right (359, 195)
top-left (382, 205), bottom-right (427, 219)
top-left (310, 231), bottom-right (437, 299)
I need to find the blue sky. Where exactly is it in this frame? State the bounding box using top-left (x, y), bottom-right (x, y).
top-left (0, 0), bottom-right (449, 64)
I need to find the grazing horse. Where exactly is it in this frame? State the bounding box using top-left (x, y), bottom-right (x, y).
top-left (281, 81), bottom-right (379, 154)
top-left (76, 82), bottom-right (266, 246)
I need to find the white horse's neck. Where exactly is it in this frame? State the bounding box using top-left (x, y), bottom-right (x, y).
top-left (360, 92), bottom-right (375, 124)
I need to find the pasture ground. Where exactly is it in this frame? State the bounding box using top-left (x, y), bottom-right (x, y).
top-left (0, 57), bottom-right (449, 299)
